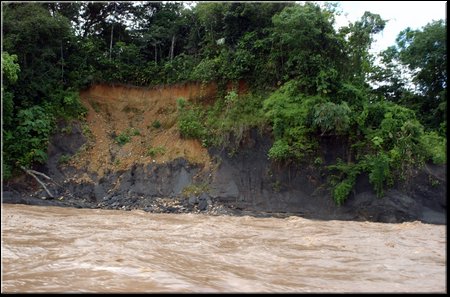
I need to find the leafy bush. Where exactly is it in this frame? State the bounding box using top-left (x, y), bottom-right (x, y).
top-left (58, 154), bottom-right (71, 164)
top-left (115, 132), bottom-right (131, 146)
top-left (147, 146), bottom-right (166, 158)
top-left (268, 139), bottom-right (291, 161)
top-left (420, 131), bottom-right (447, 164)
top-left (129, 128), bottom-right (140, 136)
top-left (361, 101), bottom-right (401, 133)
top-left (326, 99), bottom-right (445, 204)
top-left (152, 120), bottom-right (162, 129)
top-left (114, 127), bottom-right (140, 146)
top-left (377, 106), bottom-right (418, 148)
top-left (190, 57), bottom-right (221, 82)
top-left (5, 105), bottom-right (54, 168)
top-left (224, 90), bottom-right (238, 111)
top-left (333, 179), bottom-right (354, 206)
top-left (327, 159), bottom-right (361, 205)
top-left (2, 52), bottom-right (20, 83)
top-left (263, 81), bottom-right (322, 161)
top-left (60, 90), bottom-right (88, 119)
top-left (205, 92), bottom-right (267, 148)
top-left (312, 101), bottom-right (351, 135)
top-left (162, 54), bottom-right (199, 84)
top-left (182, 183), bottom-right (209, 197)
top-left (177, 98), bottom-right (207, 140)
top-left (363, 153), bottom-right (392, 198)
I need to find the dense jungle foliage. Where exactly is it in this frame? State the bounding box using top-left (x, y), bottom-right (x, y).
top-left (2, 2), bottom-right (446, 204)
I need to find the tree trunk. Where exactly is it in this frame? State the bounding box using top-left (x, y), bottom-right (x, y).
top-left (170, 35), bottom-right (176, 61)
top-left (347, 136), bottom-right (352, 164)
top-left (60, 40), bottom-right (64, 82)
top-left (109, 23), bottom-right (114, 60)
top-left (154, 44), bottom-right (157, 63)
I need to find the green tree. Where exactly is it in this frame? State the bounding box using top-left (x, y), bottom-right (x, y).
top-left (2, 52), bottom-right (20, 128)
top-left (339, 11), bottom-right (386, 85)
top-left (271, 3), bottom-right (346, 93)
top-left (373, 20), bottom-right (446, 133)
top-left (2, 52), bottom-right (21, 178)
top-left (397, 20), bottom-right (446, 131)
top-left (3, 3), bottom-right (72, 105)
top-left (2, 3), bottom-right (87, 178)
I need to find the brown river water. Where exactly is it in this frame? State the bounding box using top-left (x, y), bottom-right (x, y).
top-left (1, 203), bottom-right (446, 293)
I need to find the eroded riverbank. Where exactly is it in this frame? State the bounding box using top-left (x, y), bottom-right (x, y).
top-left (3, 83), bottom-right (446, 225)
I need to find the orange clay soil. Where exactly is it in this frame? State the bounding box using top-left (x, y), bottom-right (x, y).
top-left (71, 82), bottom-right (224, 177)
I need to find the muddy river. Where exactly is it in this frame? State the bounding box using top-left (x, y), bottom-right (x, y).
top-left (1, 203), bottom-right (446, 293)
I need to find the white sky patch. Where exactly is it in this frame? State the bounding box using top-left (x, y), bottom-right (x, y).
top-left (331, 1), bottom-right (447, 54)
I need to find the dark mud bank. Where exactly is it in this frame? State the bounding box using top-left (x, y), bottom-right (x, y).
top-left (207, 129), bottom-right (446, 224)
top-left (3, 123), bottom-right (447, 224)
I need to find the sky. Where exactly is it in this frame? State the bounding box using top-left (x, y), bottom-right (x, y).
top-left (331, 1), bottom-right (447, 54)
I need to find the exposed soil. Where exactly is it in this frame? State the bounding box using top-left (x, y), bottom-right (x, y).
top-left (3, 82), bottom-right (446, 224)
top-left (75, 82), bottom-right (217, 175)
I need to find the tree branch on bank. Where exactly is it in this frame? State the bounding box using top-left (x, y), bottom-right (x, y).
top-left (20, 166), bottom-right (54, 198)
